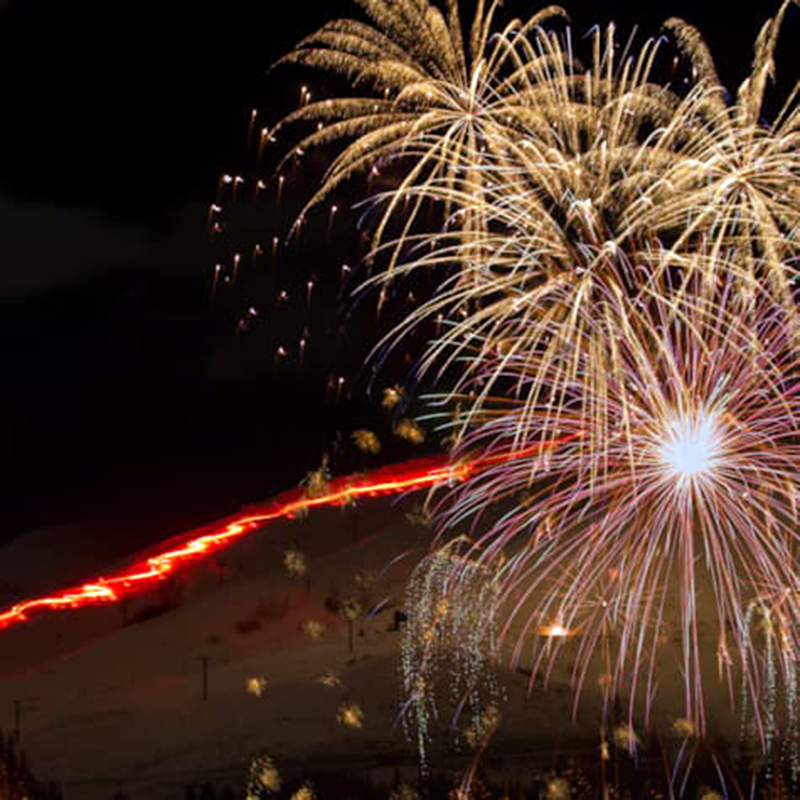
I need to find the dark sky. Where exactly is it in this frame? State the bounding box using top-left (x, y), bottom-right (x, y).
top-left (0, 0), bottom-right (797, 551)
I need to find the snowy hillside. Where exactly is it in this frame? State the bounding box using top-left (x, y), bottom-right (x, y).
top-left (0, 492), bottom-right (740, 799)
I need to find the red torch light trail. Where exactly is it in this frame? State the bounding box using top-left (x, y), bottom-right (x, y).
top-left (0, 434), bottom-right (581, 633)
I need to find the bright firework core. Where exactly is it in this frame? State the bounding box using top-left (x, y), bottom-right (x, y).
top-left (658, 411), bottom-right (721, 487)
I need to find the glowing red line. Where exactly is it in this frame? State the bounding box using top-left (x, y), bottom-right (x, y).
top-left (0, 435), bottom-right (578, 632)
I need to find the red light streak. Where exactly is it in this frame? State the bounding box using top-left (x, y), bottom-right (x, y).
top-left (0, 435), bottom-right (579, 632)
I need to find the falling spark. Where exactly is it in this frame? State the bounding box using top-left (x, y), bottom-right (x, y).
top-left (290, 785), bottom-right (315, 800)
top-left (394, 418), bottom-right (425, 445)
top-left (283, 548), bottom-right (308, 577)
top-left (318, 671), bottom-right (342, 688)
top-left (352, 429), bottom-right (381, 454)
top-left (301, 620), bottom-right (326, 639)
top-left (246, 755), bottom-right (281, 797)
top-left (247, 108), bottom-right (258, 144)
top-left (382, 386), bottom-right (403, 410)
top-left (210, 263), bottom-right (222, 299)
top-left (337, 702), bottom-right (365, 728)
top-left (246, 677), bottom-right (268, 697)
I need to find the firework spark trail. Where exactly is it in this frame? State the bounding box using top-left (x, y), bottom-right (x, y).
top-left (0, 435), bottom-right (578, 633)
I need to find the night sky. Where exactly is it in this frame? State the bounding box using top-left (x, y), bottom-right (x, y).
top-left (1, 0), bottom-right (797, 552)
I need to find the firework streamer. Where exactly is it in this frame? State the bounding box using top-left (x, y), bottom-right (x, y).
top-left (740, 597), bottom-right (800, 781)
top-left (400, 538), bottom-right (504, 770)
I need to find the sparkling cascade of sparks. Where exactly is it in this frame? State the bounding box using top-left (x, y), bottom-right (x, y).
top-left (400, 539), bottom-right (504, 771)
top-left (740, 598), bottom-right (800, 780)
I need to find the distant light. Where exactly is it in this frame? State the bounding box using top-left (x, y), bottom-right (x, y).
top-left (540, 623), bottom-right (570, 638)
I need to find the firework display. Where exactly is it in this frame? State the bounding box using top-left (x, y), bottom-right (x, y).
top-left (271, 0), bottom-right (568, 268)
top-left (256, 0), bottom-right (800, 775)
top-left (450, 299), bottom-right (800, 737)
